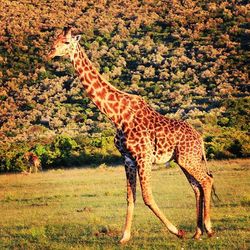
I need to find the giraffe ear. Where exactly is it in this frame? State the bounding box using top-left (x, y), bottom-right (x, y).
top-left (74, 35), bottom-right (82, 42)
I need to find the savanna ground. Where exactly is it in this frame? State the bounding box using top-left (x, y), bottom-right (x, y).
top-left (0, 159), bottom-right (249, 250)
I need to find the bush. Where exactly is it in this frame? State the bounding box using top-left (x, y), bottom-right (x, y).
top-left (0, 143), bottom-right (29, 172)
top-left (0, 133), bottom-right (121, 172)
top-left (34, 135), bottom-right (79, 168)
top-left (205, 128), bottom-right (250, 159)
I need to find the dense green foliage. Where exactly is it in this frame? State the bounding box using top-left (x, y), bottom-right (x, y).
top-left (0, 135), bottom-right (120, 172)
top-left (0, 0), bottom-right (249, 171)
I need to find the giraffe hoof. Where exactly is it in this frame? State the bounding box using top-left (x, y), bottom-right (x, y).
top-left (207, 231), bottom-right (215, 238)
top-left (177, 229), bottom-right (186, 239)
top-left (192, 232), bottom-right (202, 240)
top-left (119, 233), bottom-right (131, 244)
top-left (119, 238), bottom-right (130, 244)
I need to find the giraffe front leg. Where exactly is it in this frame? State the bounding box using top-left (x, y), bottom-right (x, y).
top-left (137, 158), bottom-right (185, 238)
top-left (120, 157), bottom-right (137, 244)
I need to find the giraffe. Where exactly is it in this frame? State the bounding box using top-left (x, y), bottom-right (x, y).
top-left (48, 27), bottom-right (214, 243)
top-left (24, 152), bottom-right (41, 173)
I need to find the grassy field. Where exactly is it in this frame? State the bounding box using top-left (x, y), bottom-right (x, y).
top-left (0, 159), bottom-right (249, 250)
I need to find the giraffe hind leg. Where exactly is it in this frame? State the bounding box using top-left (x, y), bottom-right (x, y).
top-left (202, 173), bottom-right (214, 237)
top-left (179, 164), bottom-right (214, 239)
top-left (181, 167), bottom-right (204, 239)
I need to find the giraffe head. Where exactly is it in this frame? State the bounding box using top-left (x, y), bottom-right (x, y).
top-left (48, 27), bottom-right (81, 60)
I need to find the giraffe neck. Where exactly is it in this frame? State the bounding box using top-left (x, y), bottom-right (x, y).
top-left (71, 44), bottom-right (129, 127)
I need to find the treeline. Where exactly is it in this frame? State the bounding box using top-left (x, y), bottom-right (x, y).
top-left (0, 0), bottom-right (249, 172)
top-left (0, 134), bottom-right (120, 172)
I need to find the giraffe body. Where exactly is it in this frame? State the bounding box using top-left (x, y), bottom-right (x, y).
top-left (24, 152), bottom-right (41, 173)
top-left (48, 28), bottom-right (214, 243)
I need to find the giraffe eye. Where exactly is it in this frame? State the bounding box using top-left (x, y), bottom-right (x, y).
top-left (65, 42), bottom-right (70, 44)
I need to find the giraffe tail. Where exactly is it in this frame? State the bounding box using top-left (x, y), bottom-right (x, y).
top-left (212, 182), bottom-right (221, 202)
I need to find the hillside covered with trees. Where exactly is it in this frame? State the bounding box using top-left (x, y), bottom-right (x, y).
top-left (0, 0), bottom-right (249, 172)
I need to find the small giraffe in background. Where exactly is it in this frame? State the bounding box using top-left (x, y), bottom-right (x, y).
top-left (48, 27), bottom-right (214, 243)
top-left (24, 152), bottom-right (41, 174)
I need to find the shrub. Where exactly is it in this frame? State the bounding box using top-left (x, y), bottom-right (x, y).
top-left (0, 143), bottom-right (29, 172)
top-left (34, 135), bottom-right (79, 168)
top-left (205, 128), bottom-right (250, 159)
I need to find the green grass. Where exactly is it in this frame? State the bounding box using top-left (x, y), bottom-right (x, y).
top-left (0, 159), bottom-right (249, 249)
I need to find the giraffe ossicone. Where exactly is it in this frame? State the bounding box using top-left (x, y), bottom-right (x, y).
top-left (48, 27), bottom-right (215, 243)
